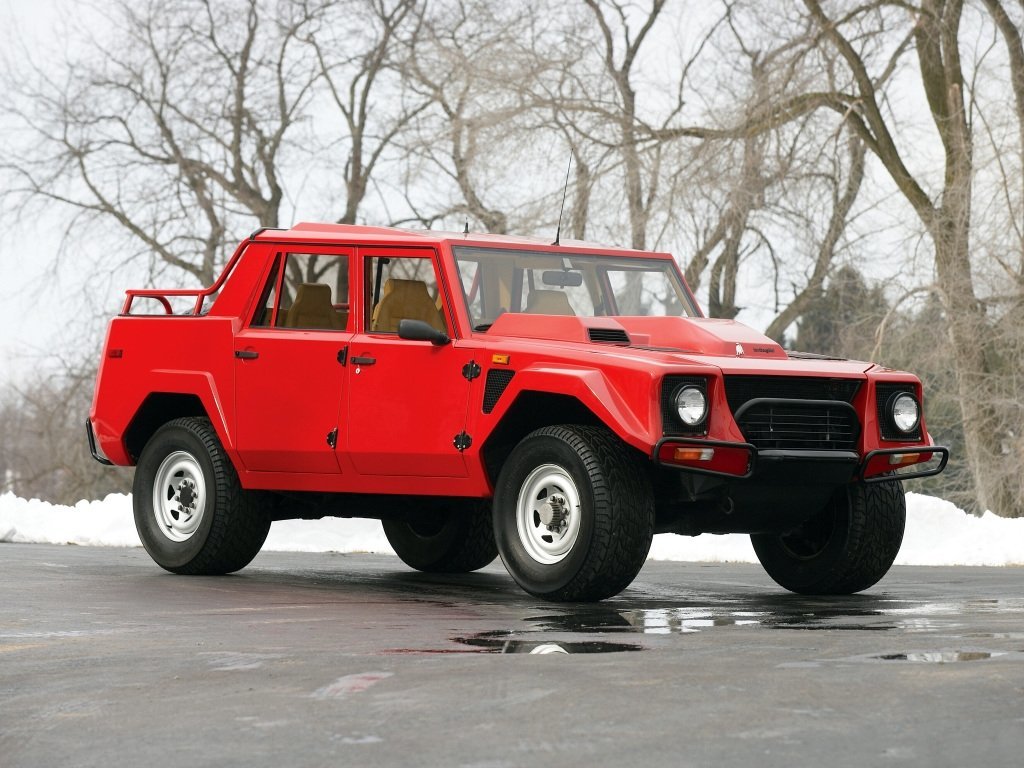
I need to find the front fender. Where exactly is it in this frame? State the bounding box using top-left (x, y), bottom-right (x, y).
top-left (495, 364), bottom-right (656, 453)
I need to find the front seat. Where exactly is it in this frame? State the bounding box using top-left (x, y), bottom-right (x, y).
top-left (372, 278), bottom-right (447, 333)
top-left (282, 283), bottom-right (344, 330)
top-left (525, 289), bottom-right (575, 316)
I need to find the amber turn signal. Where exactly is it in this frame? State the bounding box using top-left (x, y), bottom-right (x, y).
top-left (672, 447), bottom-right (714, 462)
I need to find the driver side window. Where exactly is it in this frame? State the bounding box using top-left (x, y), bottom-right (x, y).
top-left (365, 255), bottom-right (448, 334)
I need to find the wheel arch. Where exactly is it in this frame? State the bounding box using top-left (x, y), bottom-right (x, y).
top-left (480, 390), bottom-right (644, 488)
top-left (477, 365), bottom-right (655, 488)
top-left (124, 392), bottom-right (224, 463)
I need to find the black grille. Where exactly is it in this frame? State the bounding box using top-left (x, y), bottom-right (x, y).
top-left (734, 400), bottom-right (859, 451)
top-left (876, 383), bottom-right (921, 441)
top-left (723, 376), bottom-right (861, 412)
top-left (723, 376), bottom-right (862, 451)
top-left (483, 369), bottom-right (515, 414)
top-left (661, 376), bottom-right (708, 436)
top-left (587, 328), bottom-right (630, 344)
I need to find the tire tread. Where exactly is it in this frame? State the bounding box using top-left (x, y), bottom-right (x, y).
top-left (499, 425), bottom-right (654, 602)
top-left (137, 417), bottom-right (270, 575)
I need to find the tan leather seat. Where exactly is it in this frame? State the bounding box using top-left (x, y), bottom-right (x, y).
top-left (372, 279), bottom-right (447, 333)
top-left (525, 290), bottom-right (575, 316)
top-left (282, 283), bottom-right (344, 330)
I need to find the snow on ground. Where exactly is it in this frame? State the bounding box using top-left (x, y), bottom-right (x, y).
top-left (0, 491), bottom-right (1021, 566)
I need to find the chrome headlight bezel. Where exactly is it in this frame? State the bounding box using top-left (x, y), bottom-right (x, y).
top-left (889, 392), bottom-right (921, 435)
top-left (674, 385), bottom-right (708, 428)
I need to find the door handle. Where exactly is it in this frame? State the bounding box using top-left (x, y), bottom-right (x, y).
top-left (234, 350), bottom-right (259, 360)
top-left (350, 356), bottom-right (376, 365)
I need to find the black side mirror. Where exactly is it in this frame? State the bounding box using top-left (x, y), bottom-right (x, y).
top-left (398, 318), bottom-right (450, 346)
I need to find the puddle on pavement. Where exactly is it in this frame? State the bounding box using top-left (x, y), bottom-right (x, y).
top-left (521, 598), bottom-right (970, 636)
top-left (389, 596), bottom-right (1022, 656)
top-left (452, 632), bottom-right (642, 655)
top-left (872, 651), bottom-right (1005, 663)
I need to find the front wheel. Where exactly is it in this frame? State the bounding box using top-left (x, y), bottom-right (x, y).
top-left (133, 417), bottom-right (270, 575)
top-left (751, 479), bottom-right (906, 595)
top-left (493, 425), bottom-right (654, 602)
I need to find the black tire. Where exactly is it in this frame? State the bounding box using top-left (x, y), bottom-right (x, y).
top-left (133, 417), bottom-right (270, 575)
top-left (493, 425), bottom-right (655, 602)
top-left (382, 500), bottom-right (497, 573)
top-left (751, 479), bottom-right (906, 595)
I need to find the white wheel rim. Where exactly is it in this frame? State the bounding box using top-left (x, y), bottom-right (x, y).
top-left (515, 463), bottom-right (582, 564)
top-left (152, 451), bottom-right (207, 543)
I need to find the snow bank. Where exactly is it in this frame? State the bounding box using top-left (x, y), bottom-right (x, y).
top-left (1, 490), bottom-right (1021, 566)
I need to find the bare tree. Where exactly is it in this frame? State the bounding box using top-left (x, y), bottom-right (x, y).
top-left (397, 0), bottom-right (559, 234)
top-left (308, 0), bottom-right (428, 225)
top-left (0, 361), bottom-right (132, 505)
top-left (765, 128), bottom-right (866, 340)
top-left (2, 0), bottom-right (329, 285)
top-left (2, 0), bottom-right (422, 286)
top-left (791, 0), bottom-right (1023, 516)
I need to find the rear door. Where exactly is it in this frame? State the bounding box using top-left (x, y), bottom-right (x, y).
top-left (233, 246), bottom-right (354, 474)
top-left (343, 247), bottom-right (474, 477)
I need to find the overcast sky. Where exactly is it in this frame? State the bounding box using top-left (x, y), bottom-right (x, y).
top-left (1, 0), bottom-right (68, 385)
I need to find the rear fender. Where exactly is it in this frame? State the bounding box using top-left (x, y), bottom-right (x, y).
top-left (117, 371), bottom-right (236, 466)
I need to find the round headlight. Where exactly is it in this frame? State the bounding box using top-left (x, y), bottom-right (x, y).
top-left (674, 385), bottom-right (707, 427)
top-left (891, 392), bottom-right (920, 434)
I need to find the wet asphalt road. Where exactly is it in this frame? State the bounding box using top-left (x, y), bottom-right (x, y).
top-left (1, 543), bottom-right (1023, 768)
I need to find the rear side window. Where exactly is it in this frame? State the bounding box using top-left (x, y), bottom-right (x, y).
top-left (252, 252), bottom-right (351, 331)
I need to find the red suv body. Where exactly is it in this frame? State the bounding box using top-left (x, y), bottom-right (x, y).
top-left (89, 223), bottom-right (947, 601)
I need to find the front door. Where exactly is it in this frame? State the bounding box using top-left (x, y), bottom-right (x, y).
top-left (344, 248), bottom-right (473, 477)
top-left (234, 247), bottom-right (354, 474)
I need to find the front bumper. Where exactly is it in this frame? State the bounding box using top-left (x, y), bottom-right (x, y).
top-left (654, 437), bottom-right (949, 484)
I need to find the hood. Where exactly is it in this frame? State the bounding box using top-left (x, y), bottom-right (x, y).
top-left (485, 314), bottom-right (789, 360)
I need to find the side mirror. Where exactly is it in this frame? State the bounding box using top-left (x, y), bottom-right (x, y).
top-left (398, 318), bottom-right (450, 346)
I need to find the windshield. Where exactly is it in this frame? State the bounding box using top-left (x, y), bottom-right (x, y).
top-left (453, 246), bottom-right (697, 330)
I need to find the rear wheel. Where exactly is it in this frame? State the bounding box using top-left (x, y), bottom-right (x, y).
top-left (133, 417), bottom-right (270, 574)
top-left (493, 425), bottom-right (654, 602)
top-left (751, 479), bottom-right (905, 595)
top-left (382, 501), bottom-right (497, 573)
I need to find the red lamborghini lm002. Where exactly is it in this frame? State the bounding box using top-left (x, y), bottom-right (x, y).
top-left (88, 223), bottom-right (948, 601)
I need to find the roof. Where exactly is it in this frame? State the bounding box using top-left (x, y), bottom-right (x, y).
top-left (251, 222), bottom-right (669, 258)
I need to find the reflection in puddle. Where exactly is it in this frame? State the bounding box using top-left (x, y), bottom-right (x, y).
top-left (873, 651), bottom-right (1004, 663)
top-left (522, 596), bottom-right (991, 637)
top-left (409, 596), bottom-right (1023, 656)
top-left (453, 632), bottom-right (641, 655)
top-left (527, 606), bottom-right (896, 635)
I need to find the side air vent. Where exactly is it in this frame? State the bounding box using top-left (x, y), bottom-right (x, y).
top-left (587, 328), bottom-right (630, 344)
top-left (483, 369), bottom-right (515, 414)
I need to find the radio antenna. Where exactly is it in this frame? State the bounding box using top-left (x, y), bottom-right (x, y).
top-left (552, 154), bottom-right (572, 246)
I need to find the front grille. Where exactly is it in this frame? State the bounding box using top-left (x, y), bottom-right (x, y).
top-left (587, 328), bottom-right (630, 344)
top-left (876, 383), bottom-right (921, 441)
top-left (724, 376), bottom-right (862, 451)
top-left (734, 400), bottom-right (859, 451)
top-left (723, 376), bottom-right (860, 412)
top-left (483, 369), bottom-right (515, 414)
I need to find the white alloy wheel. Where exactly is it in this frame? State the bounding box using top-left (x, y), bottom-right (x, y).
top-left (152, 450), bottom-right (207, 543)
top-left (515, 463), bottom-right (582, 564)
